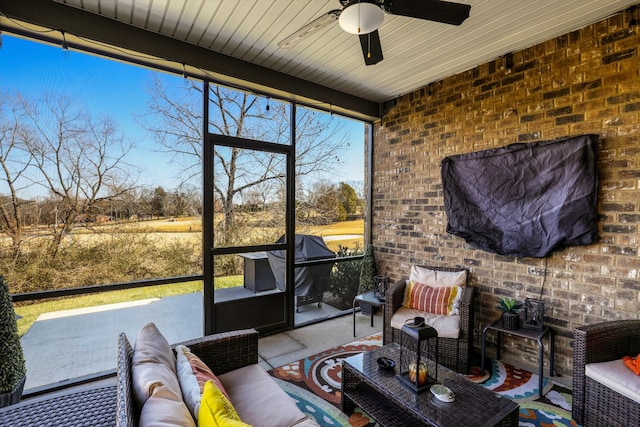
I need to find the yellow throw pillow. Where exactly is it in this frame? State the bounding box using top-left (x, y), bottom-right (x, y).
top-left (198, 380), bottom-right (252, 427)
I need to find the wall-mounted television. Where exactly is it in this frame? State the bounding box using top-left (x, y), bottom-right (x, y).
top-left (441, 134), bottom-right (598, 258)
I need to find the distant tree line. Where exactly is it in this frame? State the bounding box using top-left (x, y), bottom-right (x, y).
top-left (141, 78), bottom-right (361, 247)
top-left (296, 181), bottom-right (363, 224)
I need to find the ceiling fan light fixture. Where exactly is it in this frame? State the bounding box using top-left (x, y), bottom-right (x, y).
top-left (339, 1), bottom-right (384, 35)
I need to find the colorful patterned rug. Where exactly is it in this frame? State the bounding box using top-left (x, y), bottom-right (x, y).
top-left (268, 333), bottom-right (578, 427)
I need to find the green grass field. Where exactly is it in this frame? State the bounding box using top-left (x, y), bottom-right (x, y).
top-left (14, 218), bottom-right (363, 336)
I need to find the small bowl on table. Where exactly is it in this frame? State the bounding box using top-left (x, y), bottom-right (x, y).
top-left (377, 357), bottom-right (395, 371)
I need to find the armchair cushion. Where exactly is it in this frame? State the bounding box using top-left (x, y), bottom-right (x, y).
top-left (390, 307), bottom-right (460, 339)
top-left (410, 265), bottom-right (467, 288)
top-left (198, 380), bottom-right (249, 427)
top-left (586, 360), bottom-right (640, 404)
top-left (403, 281), bottom-right (463, 315)
top-left (219, 363), bottom-right (313, 427)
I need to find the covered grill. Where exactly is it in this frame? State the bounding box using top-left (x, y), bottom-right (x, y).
top-left (267, 234), bottom-right (336, 309)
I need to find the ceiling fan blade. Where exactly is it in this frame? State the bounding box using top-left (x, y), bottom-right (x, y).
top-left (278, 9), bottom-right (341, 49)
top-left (359, 30), bottom-right (383, 66)
top-left (382, 0), bottom-right (471, 26)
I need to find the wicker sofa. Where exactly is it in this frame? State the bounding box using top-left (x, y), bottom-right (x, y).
top-left (117, 326), bottom-right (319, 427)
top-left (572, 319), bottom-right (640, 426)
top-left (383, 265), bottom-right (474, 374)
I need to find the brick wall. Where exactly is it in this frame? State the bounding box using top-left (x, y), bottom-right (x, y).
top-left (372, 8), bottom-right (640, 376)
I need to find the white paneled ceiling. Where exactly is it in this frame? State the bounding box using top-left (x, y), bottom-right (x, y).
top-left (26, 1), bottom-right (640, 104)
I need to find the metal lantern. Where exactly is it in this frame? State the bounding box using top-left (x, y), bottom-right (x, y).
top-left (373, 275), bottom-right (390, 300)
top-left (398, 318), bottom-right (438, 392)
top-left (523, 298), bottom-right (544, 331)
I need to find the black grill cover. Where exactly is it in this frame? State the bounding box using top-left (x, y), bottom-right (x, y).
top-left (267, 234), bottom-right (336, 296)
top-left (441, 134), bottom-right (598, 258)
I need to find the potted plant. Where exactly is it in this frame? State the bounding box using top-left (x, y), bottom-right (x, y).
top-left (358, 244), bottom-right (378, 314)
top-left (0, 276), bottom-right (26, 408)
top-left (496, 296), bottom-right (523, 330)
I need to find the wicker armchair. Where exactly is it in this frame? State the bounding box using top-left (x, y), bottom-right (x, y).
top-left (572, 320), bottom-right (640, 426)
top-left (383, 266), bottom-right (474, 374)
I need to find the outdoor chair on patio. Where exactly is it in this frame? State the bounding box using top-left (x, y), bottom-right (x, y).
top-left (383, 265), bottom-right (474, 374)
top-left (572, 319), bottom-right (640, 426)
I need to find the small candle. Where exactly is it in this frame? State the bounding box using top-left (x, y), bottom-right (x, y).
top-left (409, 362), bottom-right (428, 386)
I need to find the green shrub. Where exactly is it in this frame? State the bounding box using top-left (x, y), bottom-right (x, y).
top-left (0, 231), bottom-right (202, 293)
top-left (326, 244), bottom-right (363, 310)
top-left (0, 275), bottom-right (26, 394)
top-left (358, 244), bottom-right (377, 294)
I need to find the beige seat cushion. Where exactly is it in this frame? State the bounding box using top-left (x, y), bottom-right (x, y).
top-left (218, 364), bottom-right (319, 427)
top-left (390, 307), bottom-right (460, 339)
top-left (586, 360), bottom-right (640, 404)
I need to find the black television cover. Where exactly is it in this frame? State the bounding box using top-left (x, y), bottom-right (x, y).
top-left (441, 134), bottom-right (598, 258)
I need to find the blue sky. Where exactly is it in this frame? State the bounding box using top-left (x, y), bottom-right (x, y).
top-left (2, 36), bottom-right (151, 130)
top-left (0, 34), bottom-right (365, 195)
top-left (1, 35), bottom-right (176, 192)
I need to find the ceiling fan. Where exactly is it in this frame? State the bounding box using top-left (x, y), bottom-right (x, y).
top-left (278, 0), bottom-right (471, 66)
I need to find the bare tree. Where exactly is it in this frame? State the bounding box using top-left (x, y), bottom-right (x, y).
top-left (139, 78), bottom-right (203, 185)
top-left (0, 92), bottom-right (35, 255)
top-left (308, 181), bottom-right (340, 223)
top-left (19, 94), bottom-right (136, 254)
top-left (117, 187), bottom-right (148, 221)
top-left (140, 78), bottom-right (350, 246)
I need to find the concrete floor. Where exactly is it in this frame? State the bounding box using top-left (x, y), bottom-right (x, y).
top-left (257, 309), bottom-right (383, 371)
top-left (19, 296), bottom-right (572, 404)
top-left (18, 309), bottom-right (383, 409)
top-left (20, 292), bottom-right (383, 392)
top-left (21, 293), bottom-right (204, 390)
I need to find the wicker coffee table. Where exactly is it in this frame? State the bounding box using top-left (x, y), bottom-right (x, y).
top-left (342, 343), bottom-right (519, 426)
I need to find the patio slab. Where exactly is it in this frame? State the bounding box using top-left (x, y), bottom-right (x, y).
top-left (20, 292), bottom-right (382, 391)
top-left (258, 310), bottom-right (383, 369)
top-left (21, 293), bottom-right (203, 390)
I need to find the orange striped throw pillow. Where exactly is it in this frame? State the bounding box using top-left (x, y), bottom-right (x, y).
top-left (184, 351), bottom-right (229, 399)
top-left (176, 344), bottom-right (231, 420)
top-left (403, 281), bottom-right (463, 315)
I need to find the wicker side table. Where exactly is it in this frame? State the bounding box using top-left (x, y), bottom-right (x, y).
top-left (353, 291), bottom-right (385, 336)
top-left (481, 318), bottom-right (555, 397)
